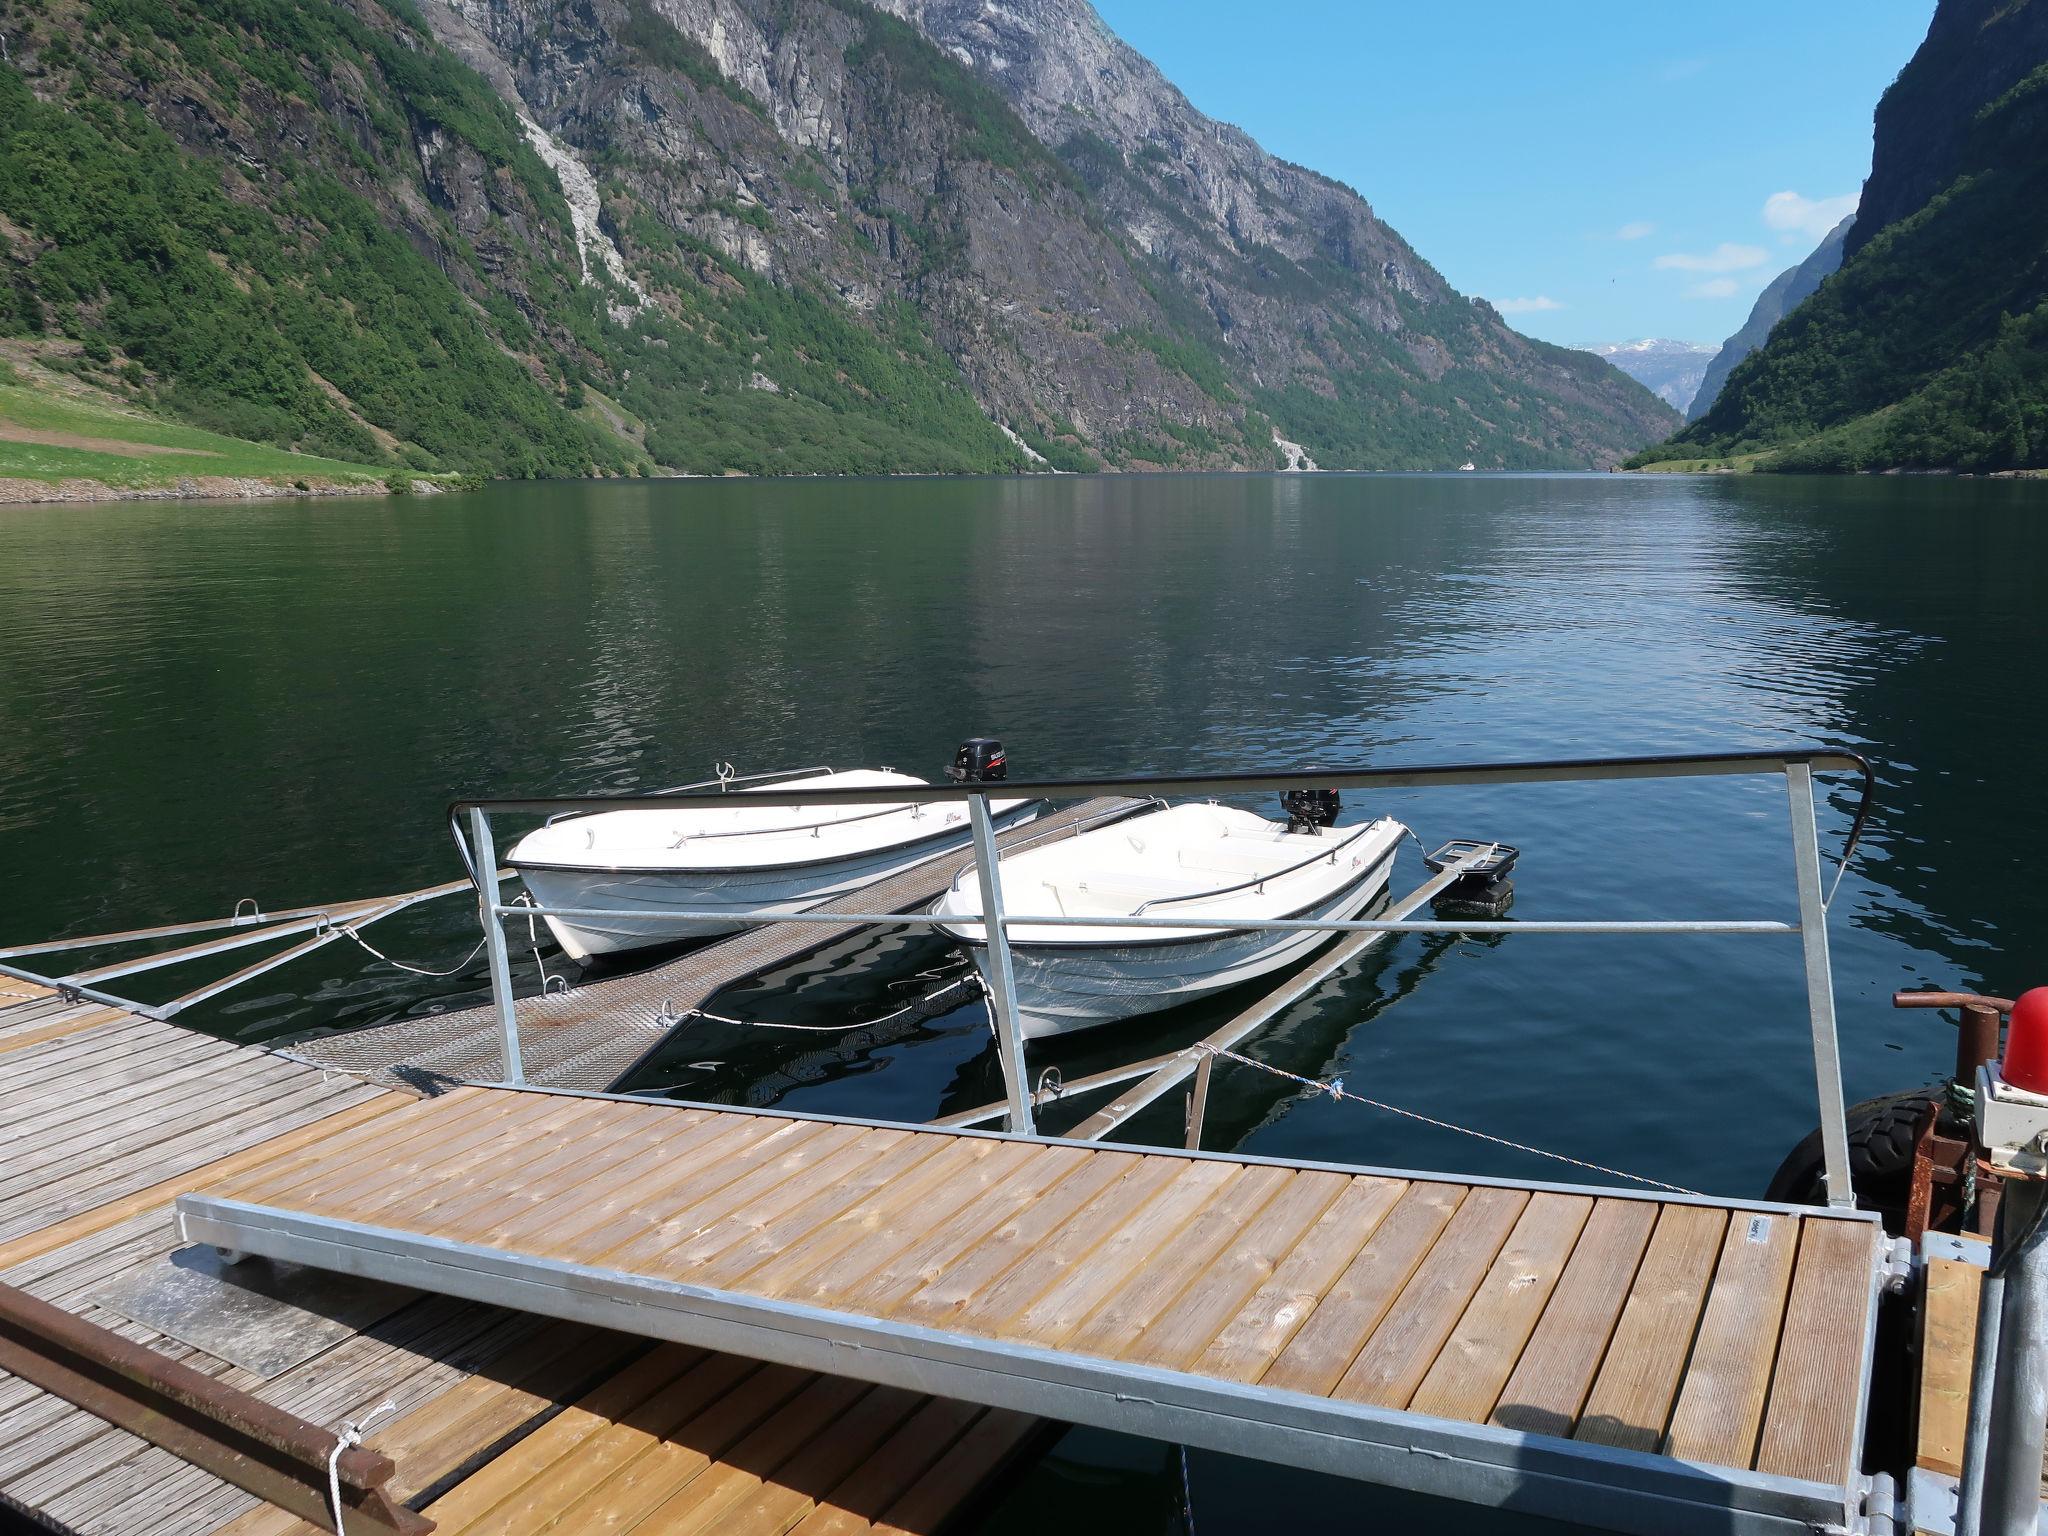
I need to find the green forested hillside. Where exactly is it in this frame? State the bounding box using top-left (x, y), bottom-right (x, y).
top-left (1632, 2), bottom-right (2048, 474)
top-left (0, 0), bottom-right (1025, 480)
top-left (0, 0), bottom-right (1672, 487)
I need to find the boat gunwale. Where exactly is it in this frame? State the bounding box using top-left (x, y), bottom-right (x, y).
top-left (508, 798), bottom-right (1043, 878)
top-left (936, 839), bottom-right (1400, 952)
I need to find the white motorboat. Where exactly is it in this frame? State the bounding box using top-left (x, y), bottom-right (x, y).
top-left (509, 740), bottom-right (1037, 962)
top-left (932, 794), bottom-right (1407, 1037)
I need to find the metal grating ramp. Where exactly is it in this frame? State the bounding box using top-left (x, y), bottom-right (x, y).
top-left (173, 1087), bottom-right (1888, 1536)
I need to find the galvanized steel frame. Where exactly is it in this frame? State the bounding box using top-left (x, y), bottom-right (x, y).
top-left (173, 1193), bottom-right (1875, 1536)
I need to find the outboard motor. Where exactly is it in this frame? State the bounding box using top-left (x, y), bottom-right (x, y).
top-left (948, 737), bottom-right (1008, 783)
top-left (1280, 787), bottom-right (1340, 835)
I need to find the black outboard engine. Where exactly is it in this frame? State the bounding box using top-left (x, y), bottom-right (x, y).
top-left (948, 737), bottom-right (1008, 783)
top-left (1280, 787), bottom-right (1341, 835)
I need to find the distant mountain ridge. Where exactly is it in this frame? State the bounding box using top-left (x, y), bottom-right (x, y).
top-left (1686, 216), bottom-right (1853, 422)
top-left (1634, 0), bottom-right (2048, 472)
top-left (1584, 339), bottom-right (1717, 413)
top-left (0, 0), bottom-right (1676, 484)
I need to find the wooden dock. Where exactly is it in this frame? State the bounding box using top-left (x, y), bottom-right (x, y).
top-left (289, 797), bottom-right (1143, 1093)
top-left (177, 1083), bottom-right (1891, 1534)
top-left (0, 989), bottom-right (1047, 1535)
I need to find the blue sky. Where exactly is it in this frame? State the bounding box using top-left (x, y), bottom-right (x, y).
top-left (1088, 0), bottom-right (1935, 349)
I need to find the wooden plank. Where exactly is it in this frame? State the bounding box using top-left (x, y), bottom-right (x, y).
top-left (783, 1396), bottom-right (984, 1536)
top-left (1575, 1204), bottom-right (1728, 1453)
top-left (1332, 1186), bottom-right (1532, 1410)
top-left (605, 1125), bottom-right (884, 1272)
top-left (1125, 1169), bottom-right (1353, 1373)
top-left (889, 1151), bottom-right (1158, 1326)
top-left (0, 977), bottom-right (56, 1007)
top-left (1002, 1161), bottom-right (1247, 1347)
top-left (1194, 1176), bottom-right (1407, 1384)
top-left (0, 1092), bottom-right (408, 1272)
top-left (0, 1006), bottom-right (128, 1058)
top-left (695, 1384), bottom-right (926, 1536)
top-left (732, 1135), bottom-right (1011, 1296)
top-left (213, 1090), bottom-right (546, 1209)
top-left (1259, 1182), bottom-right (1464, 1397)
top-left (937, 1156), bottom-right (1198, 1332)
top-left (507, 1115), bottom-right (814, 1259)
top-left (597, 1372), bottom-right (872, 1536)
top-left (1755, 1216), bottom-right (1878, 1484)
top-left (1491, 1199), bottom-right (1659, 1437)
top-left (1916, 1256), bottom-right (1984, 1477)
top-left (867, 1408), bottom-right (1048, 1536)
top-left (247, 1094), bottom-right (596, 1215)
top-left (412, 1343), bottom-right (711, 1531)
top-left (443, 1355), bottom-right (781, 1536)
top-left (661, 1130), bottom-right (932, 1284)
top-left (1663, 1209), bottom-right (1801, 1468)
top-left (798, 1141), bottom-right (1090, 1310)
top-left (404, 1107), bottom-right (731, 1240)
top-left (1063, 1164), bottom-right (1296, 1359)
top-left (1408, 1192), bottom-right (1592, 1424)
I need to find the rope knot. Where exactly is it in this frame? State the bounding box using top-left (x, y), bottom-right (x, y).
top-left (326, 1399), bottom-right (399, 1533)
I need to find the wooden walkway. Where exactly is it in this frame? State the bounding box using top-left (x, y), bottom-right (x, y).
top-left (0, 989), bottom-right (1045, 1535)
top-left (290, 797), bottom-right (1143, 1093)
top-left (178, 1084), bottom-right (1890, 1531)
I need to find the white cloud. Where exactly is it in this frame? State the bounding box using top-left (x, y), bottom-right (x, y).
top-left (1654, 243), bottom-right (1769, 273)
top-left (1686, 278), bottom-right (1741, 299)
top-left (1763, 190), bottom-right (1857, 243)
top-left (1615, 221), bottom-right (1656, 241)
top-left (1491, 296), bottom-right (1564, 314)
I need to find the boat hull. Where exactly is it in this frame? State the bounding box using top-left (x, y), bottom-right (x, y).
top-left (966, 844), bottom-right (1396, 1038)
top-left (517, 804), bottom-right (1039, 962)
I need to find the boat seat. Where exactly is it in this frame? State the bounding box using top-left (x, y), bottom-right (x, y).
top-left (1175, 843), bottom-right (1297, 879)
top-left (1042, 874), bottom-right (1188, 918)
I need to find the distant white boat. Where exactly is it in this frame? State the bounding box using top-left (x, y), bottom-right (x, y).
top-left (932, 798), bottom-right (1405, 1037)
top-left (1459, 461), bottom-right (1477, 472)
top-left (511, 741), bottom-right (1037, 962)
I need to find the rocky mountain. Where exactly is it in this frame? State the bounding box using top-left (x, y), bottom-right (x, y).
top-left (1583, 339), bottom-right (1717, 413)
top-left (1635, 0), bottom-right (2048, 472)
top-left (0, 0), bottom-right (1675, 480)
top-left (1685, 215), bottom-right (1852, 422)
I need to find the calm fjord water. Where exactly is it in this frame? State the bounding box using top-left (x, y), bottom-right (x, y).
top-left (2, 471), bottom-right (2044, 1529)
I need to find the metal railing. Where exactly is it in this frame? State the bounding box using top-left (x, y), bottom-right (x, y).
top-left (449, 746), bottom-right (1873, 1202)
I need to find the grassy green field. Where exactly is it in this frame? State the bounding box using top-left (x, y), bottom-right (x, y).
top-left (0, 361), bottom-right (403, 494)
top-left (1627, 451), bottom-right (1767, 474)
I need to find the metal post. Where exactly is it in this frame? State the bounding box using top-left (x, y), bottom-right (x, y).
top-left (1976, 1180), bottom-right (2048, 1536)
top-left (1184, 1051), bottom-right (1215, 1151)
top-left (467, 807), bottom-right (524, 1085)
top-left (1785, 764), bottom-right (1853, 1208)
top-left (967, 793), bottom-right (1033, 1136)
top-left (1955, 1264), bottom-right (2006, 1536)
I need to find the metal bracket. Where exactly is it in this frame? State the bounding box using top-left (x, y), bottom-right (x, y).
top-left (1883, 1236), bottom-right (1916, 1294)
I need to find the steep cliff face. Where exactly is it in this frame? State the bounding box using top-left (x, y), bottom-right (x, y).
top-left (1686, 215), bottom-right (1852, 422)
top-left (1851, 0), bottom-right (2048, 254)
top-left (1636, 0), bottom-right (2048, 472)
top-left (876, 0), bottom-right (1680, 465)
top-left (0, 0), bottom-right (1676, 477)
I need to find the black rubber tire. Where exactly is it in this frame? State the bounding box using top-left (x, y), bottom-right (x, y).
top-left (1763, 1088), bottom-right (1944, 1232)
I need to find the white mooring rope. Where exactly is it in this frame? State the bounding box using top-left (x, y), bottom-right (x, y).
top-left (326, 1399), bottom-right (399, 1534)
top-left (1190, 1043), bottom-right (1699, 1195)
top-left (334, 923), bottom-right (487, 979)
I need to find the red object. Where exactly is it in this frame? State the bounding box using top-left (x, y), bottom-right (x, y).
top-left (2002, 988), bottom-right (2048, 1095)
